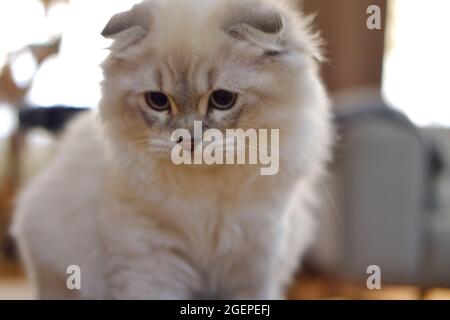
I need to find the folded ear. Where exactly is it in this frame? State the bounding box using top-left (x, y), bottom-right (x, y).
top-left (225, 4), bottom-right (285, 53)
top-left (101, 3), bottom-right (151, 50)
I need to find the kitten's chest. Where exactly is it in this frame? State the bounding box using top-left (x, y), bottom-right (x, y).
top-left (161, 188), bottom-right (285, 265)
top-left (192, 196), bottom-right (287, 298)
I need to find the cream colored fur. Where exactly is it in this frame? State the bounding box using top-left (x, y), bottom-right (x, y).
top-left (12, 0), bottom-right (332, 299)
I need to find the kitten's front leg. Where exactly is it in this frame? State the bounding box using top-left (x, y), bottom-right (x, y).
top-left (98, 203), bottom-right (199, 299)
top-left (103, 247), bottom-right (197, 299)
top-left (221, 202), bottom-right (290, 300)
top-left (225, 259), bottom-right (283, 300)
top-left (231, 284), bottom-right (283, 300)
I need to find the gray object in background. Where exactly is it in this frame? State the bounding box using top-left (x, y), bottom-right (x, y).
top-left (422, 128), bottom-right (450, 286)
top-left (311, 92), bottom-right (450, 287)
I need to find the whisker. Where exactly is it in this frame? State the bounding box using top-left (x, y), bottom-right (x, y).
top-left (150, 139), bottom-right (174, 148)
top-left (319, 180), bottom-right (343, 223)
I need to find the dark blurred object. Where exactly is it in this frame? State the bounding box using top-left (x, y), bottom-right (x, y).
top-left (421, 128), bottom-right (450, 286)
top-left (429, 144), bottom-right (445, 178)
top-left (19, 106), bottom-right (89, 133)
top-left (2, 234), bottom-right (17, 260)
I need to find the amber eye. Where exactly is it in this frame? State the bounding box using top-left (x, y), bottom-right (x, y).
top-left (145, 92), bottom-right (170, 111)
top-left (209, 90), bottom-right (237, 110)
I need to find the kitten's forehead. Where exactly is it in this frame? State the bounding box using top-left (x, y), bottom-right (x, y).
top-left (129, 40), bottom-right (254, 96)
top-left (154, 52), bottom-right (214, 99)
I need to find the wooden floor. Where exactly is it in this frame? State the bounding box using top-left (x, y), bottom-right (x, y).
top-left (1, 276), bottom-right (450, 300)
top-left (1, 262), bottom-right (449, 300)
top-left (0, 276), bottom-right (32, 300)
top-left (288, 275), bottom-right (450, 300)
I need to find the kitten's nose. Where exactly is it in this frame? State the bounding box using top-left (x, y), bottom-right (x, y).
top-left (178, 136), bottom-right (196, 152)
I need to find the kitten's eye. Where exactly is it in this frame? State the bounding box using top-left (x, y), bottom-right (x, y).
top-left (145, 92), bottom-right (170, 111)
top-left (209, 90), bottom-right (237, 110)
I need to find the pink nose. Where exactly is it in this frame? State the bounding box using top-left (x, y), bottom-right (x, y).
top-left (178, 137), bottom-right (197, 152)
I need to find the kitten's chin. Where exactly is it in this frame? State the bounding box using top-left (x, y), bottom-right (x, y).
top-left (149, 153), bottom-right (244, 173)
top-left (155, 157), bottom-right (224, 172)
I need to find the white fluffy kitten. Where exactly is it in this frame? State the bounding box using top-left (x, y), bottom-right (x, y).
top-left (12, 0), bottom-right (332, 299)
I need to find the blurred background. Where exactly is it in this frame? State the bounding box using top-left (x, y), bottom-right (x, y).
top-left (0, 0), bottom-right (449, 299)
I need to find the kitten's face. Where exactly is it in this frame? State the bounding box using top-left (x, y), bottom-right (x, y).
top-left (100, 0), bottom-right (325, 166)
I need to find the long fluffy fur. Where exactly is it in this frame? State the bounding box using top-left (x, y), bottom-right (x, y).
top-left (11, 0), bottom-right (332, 299)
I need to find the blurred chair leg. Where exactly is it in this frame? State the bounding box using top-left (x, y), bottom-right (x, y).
top-left (1, 129), bottom-right (25, 261)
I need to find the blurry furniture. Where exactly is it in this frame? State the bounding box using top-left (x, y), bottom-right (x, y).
top-left (19, 106), bottom-right (88, 133)
top-left (302, 0), bottom-right (387, 92)
top-left (1, 106), bottom-right (87, 261)
top-left (311, 92), bottom-right (450, 288)
top-left (0, 24), bottom-right (61, 260)
top-left (421, 128), bottom-right (450, 286)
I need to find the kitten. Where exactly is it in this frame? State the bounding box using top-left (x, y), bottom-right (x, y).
top-left (12, 0), bottom-right (332, 299)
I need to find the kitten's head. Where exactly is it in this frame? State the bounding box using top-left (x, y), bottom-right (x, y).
top-left (100, 0), bottom-right (330, 175)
